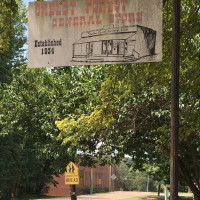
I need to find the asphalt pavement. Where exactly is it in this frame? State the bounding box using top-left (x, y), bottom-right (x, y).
top-left (42, 191), bottom-right (151, 200)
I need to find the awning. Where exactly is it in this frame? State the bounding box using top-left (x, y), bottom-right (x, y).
top-left (74, 32), bottom-right (136, 44)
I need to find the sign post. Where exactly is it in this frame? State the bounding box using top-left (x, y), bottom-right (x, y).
top-left (65, 162), bottom-right (79, 200)
top-left (70, 185), bottom-right (77, 200)
top-left (170, 0), bottom-right (180, 199)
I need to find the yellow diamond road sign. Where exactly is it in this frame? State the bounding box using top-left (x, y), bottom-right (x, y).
top-left (65, 162), bottom-right (79, 185)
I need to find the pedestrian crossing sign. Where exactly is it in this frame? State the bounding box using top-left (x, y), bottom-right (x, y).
top-left (65, 162), bottom-right (79, 185)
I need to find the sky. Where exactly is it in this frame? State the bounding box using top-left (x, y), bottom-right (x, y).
top-left (24, 0), bottom-right (31, 8)
top-left (24, 0), bottom-right (34, 7)
top-left (24, 0), bottom-right (53, 7)
top-left (23, 0), bottom-right (40, 57)
top-left (23, 0), bottom-right (29, 58)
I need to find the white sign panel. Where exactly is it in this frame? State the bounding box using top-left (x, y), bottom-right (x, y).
top-left (28, 0), bottom-right (162, 68)
top-left (111, 174), bottom-right (117, 180)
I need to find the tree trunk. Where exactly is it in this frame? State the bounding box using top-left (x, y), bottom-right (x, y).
top-left (158, 183), bottom-right (161, 196)
top-left (178, 158), bottom-right (200, 200)
top-left (147, 173), bottom-right (149, 192)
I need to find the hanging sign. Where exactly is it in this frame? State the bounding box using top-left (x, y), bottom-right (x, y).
top-left (65, 162), bottom-right (79, 185)
top-left (28, 0), bottom-right (162, 68)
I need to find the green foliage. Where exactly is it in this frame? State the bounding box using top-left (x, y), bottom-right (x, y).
top-left (78, 184), bottom-right (108, 194)
top-left (132, 171), bottom-right (156, 192)
top-left (117, 158), bottom-right (158, 192)
top-left (116, 159), bottom-right (158, 192)
top-left (0, 65), bottom-right (111, 198)
top-left (78, 185), bottom-right (91, 195)
top-left (54, 65), bottom-right (110, 166)
top-left (116, 159), bottom-right (135, 191)
top-left (93, 185), bottom-right (109, 193)
top-left (0, 66), bottom-right (83, 198)
top-left (0, 134), bottom-right (20, 199)
top-left (0, 0), bottom-right (27, 84)
top-left (0, 0), bottom-right (18, 53)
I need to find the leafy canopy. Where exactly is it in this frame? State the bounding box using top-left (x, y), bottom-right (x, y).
top-left (0, 0), bottom-right (27, 84)
top-left (0, 0), bottom-right (19, 53)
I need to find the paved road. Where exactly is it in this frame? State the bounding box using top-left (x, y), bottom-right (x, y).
top-left (43, 191), bottom-right (151, 200)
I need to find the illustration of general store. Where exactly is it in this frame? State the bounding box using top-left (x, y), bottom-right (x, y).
top-left (72, 25), bottom-right (157, 63)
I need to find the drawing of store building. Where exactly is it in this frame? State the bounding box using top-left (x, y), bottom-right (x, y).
top-left (72, 25), bottom-right (156, 63)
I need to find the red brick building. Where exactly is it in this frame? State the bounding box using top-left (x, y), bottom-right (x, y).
top-left (44, 164), bottom-right (117, 197)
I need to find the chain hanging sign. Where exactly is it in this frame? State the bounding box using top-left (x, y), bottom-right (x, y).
top-left (28, 0), bottom-right (162, 68)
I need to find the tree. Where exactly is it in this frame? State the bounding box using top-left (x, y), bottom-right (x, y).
top-left (131, 171), bottom-right (157, 192)
top-left (56, 1), bottom-right (200, 199)
top-left (116, 159), bottom-right (135, 191)
top-left (0, 65), bottom-right (107, 198)
top-left (0, 0), bottom-right (27, 84)
top-left (0, 0), bottom-right (18, 53)
top-left (0, 66), bottom-right (74, 198)
top-left (116, 159), bottom-right (158, 192)
top-left (0, 1), bottom-right (27, 198)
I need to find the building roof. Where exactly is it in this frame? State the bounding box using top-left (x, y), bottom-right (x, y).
top-left (74, 32), bottom-right (136, 44)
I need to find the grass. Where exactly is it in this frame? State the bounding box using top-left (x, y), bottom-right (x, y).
top-left (179, 193), bottom-right (193, 196)
top-left (114, 193), bottom-right (193, 200)
top-left (114, 195), bottom-right (164, 200)
top-left (11, 195), bottom-right (69, 200)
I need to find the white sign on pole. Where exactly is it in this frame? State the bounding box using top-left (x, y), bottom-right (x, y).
top-left (28, 0), bottom-right (162, 68)
top-left (111, 174), bottom-right (117, 180)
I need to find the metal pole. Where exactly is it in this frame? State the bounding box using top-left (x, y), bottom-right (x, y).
top-left (90, 168), bottom-right (93, 194)
top-left (170, 0), bottom-right (180, 199)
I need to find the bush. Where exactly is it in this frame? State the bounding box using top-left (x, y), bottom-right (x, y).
top-left (78, 185), bottom-right (109, 195)
top-left (77, 186), bottom-right (90, 195)
top-left (93, 186), bottom-right (109, 193)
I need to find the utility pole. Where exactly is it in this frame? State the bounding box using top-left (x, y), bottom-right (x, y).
top-left (170, 0), bottom-right (180, 199)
